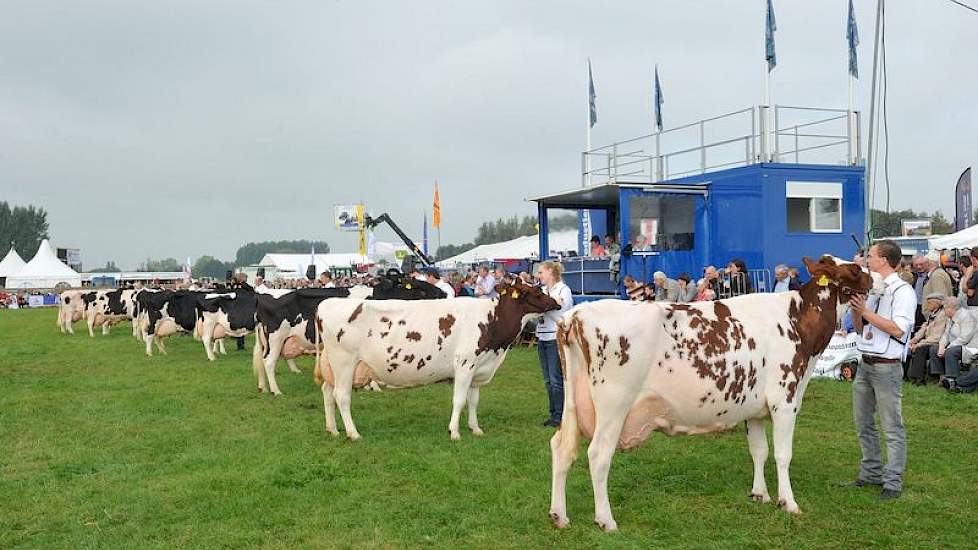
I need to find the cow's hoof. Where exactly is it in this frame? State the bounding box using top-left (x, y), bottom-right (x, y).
top-left (549, 511), bottom-right (569, 529)
top-left (470, 427), bottom-right (485, 436)
top-left (749, 492), bottom-right (771, 503)
top-left (326, 428), bottom-right (339, 437)
top-left (778, 499), bottom-right (801, 515)
top-left (347, 433), bottom-right (361, 442)
top-left (450, 431), bottom-right (461, 441)
top-left (594, 516), bottom-right (618, 532)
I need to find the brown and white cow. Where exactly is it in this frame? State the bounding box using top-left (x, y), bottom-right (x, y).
top-left (548, 256), bottom-right (871, 531)
top-left (316, 280), bottom-right (559, 441)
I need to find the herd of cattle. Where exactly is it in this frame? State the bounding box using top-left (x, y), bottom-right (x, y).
top-left (51, 257), bottom-right (872, 532)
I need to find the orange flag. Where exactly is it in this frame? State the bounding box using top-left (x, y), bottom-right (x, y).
top-left (432, 181), bottom-right (441, 229)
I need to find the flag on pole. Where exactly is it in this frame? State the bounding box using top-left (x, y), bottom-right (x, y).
top-left (432, 181), bottom-right (441, 229)
top-left (422, 212), bottom-right (429, 257)
top-left (765, 0), bottom-right (777, 72)
top-left (956, 167), bottom-right (973, 231)
top-left (847, 0), bottom-right (859, 78)
top-left (588, 59), bottom-right (597, 128)
top-left (310, 244), bottom-right (316, 276)
top-left (653, 65), bottom-right (664, 132)
top-left (183, 257), bottom-right (192, 284)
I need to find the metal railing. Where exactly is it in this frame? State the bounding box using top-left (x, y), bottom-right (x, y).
top-left (582, 104), bottom-right (861, 185)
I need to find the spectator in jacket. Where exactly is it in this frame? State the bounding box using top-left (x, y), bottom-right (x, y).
top-left (773, 264), bottom-right (801, 293)
top-left (623, 275), bottom-right (653, 302)
top-left (920, 251), bottom-right (954, 314)
top-left (930, 297), bottom-right (977, 391)
top-left (653, 271), bottom-right (681, 302)
top-left (676, 273), bottom-right (697, 303)
top-left (725, 259), bottom-right (753, 297)
top-left (907, 293), bottom-right (949, 385)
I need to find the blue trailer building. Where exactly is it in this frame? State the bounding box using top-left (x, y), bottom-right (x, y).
top-left (531, 105), bottom-right (865, 301)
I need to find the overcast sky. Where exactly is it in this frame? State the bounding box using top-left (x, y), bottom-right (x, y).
top-left (1, 0), bottom-right (975, 268)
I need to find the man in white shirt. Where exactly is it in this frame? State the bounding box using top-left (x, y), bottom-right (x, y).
top-left (846, 240), bottom-right (918, 500)
top-left (535, 261), bottom-right (575, 427)
top-left (318, 271), bottom-right (335, 288)
top-left (475, 265), bottom-right (497, 299)
top-left (425, 268), bottom-right (455, 298)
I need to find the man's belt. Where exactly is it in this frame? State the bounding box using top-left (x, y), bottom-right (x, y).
top-left (862, 355), bottom-right (901, 365)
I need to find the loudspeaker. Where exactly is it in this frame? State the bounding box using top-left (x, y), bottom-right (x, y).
top-left (306, 265), bottom-right (317, 281)
top-left (257, 268), bottom-right (266, 278)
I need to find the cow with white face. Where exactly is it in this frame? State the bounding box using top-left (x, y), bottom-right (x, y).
top-left (316, 280), bottom-right (560, 441)
top-left (548, 256), bottom-right (872, 532)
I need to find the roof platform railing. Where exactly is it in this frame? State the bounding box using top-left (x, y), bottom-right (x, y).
top-left (582, 104), bottom-right (861, 186)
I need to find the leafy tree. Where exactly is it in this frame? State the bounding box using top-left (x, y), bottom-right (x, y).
top-left (137, 257), bottom-right (182, 272)
top-left (235, 240), bottom-right (330, 267)
top-left (192, 256), bottom-right (235, 279)
top-left (0, 201), bottom-right (50, 258)
top-left (89, 261), bottom-right (121, 273)
top-left (930, 211), bottom-right (954, 235)
top-left (870, 208), bottom-right (957, 238)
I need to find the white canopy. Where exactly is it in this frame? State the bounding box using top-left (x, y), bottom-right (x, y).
top-left (5, 239), bottom-right (82, 289)
top-left (258, 252), bottom-right (371, 277)
top-left (930, 224), bottom-right (978, 250)
top-left (0, 248), bottom-right (26, 278)
top-left (436, 230), bottom-right (579, 267)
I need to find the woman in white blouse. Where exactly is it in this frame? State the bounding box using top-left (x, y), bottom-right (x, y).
top-left (535, 262), bottom-right (574, 427)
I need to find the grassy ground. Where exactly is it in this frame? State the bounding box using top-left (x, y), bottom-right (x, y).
top-left (1, 307), bottom-right (977, 549)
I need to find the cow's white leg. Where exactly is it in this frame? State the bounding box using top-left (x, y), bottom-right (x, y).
top-left (202, 322), bottom-right (216, 361)
top-left (321, 381), bottom-right (339, 436)
top-left (448, 370), bottom-right (477, 441)
top-left (253, 332), bottom-right (268, 392)
top-left (155, 335), bottom-right (167, 355)
top-left (549, 409), bottom-right (580, 529)
top-left (286, 358), bottom-right (302, 373)
top-left (102, 323), bottom-right (110, 336)
top-left (329, 352), bottom-right (360, 440)
top-left (772, 410), bottom-right (801, 515)
top-left (87, 315), bottom-right (96, 338)
top-left (262, 335), bottom-right (286, 396)
top-left (145, 331), bottom-right (154, 356)
top-left (746, 418), bottom-right (771, 503)
top-left (467, 386), bottom-right (484, 436)
top-left (218, 339), bottom-right (226, 355)
top-left (588, 413), bottom-right (628, 532)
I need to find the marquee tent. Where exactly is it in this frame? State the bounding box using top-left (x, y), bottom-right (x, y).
top-left (5, 239), bottom-right (82, 289)
top-left (0, 248), bottom-right (26, 285)
top-left (436, 230), bottom-right (579, 267)
top-left (930, 224), bottom-right (978, 251)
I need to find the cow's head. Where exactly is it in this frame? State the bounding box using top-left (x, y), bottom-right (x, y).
top-left (497, 280), bottom-right (560, 314)
top-left (802, 255), bottom-right (872, 302)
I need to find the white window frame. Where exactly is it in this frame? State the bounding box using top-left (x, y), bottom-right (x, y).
top-left (786, 181), bottom-right (843, 234)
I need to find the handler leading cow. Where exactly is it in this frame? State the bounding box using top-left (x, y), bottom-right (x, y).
top-left (548, 256), bottom-right (872, 532)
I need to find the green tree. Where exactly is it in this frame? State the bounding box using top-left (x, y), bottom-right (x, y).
top-left (930, 211), bottom-right (954, 234)
top-left (234, 240), bottom-right (330, 267)
top-left (89, 261), bottom-right (121, 273)
top-left (137, 258), bottom-right (182, 272)
top-left (0, 201), bottom-right (50, 258)
top-left (435, 242), bottom-right (476, 261)
top-left (869, 208), bottom-right (957, 237)
top-left (192, 256), bottom-right (235, 279)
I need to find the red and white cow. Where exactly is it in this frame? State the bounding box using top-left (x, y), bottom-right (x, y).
top-left (316, 280), bottom-right (559, 441)
top-left (548, 256), bottom-right (871, 531)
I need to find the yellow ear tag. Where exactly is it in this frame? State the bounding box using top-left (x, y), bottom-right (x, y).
top-left (817, 275), bottom-right (831, 287)
top-left (500, 289), bottom-right (507, 296)
top-left (405, 283), bottom-right (412, 289)
top-left (511, 291), bottom-right (519, 300)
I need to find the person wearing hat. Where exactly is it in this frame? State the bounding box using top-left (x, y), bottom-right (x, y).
top-left (906, 293), bottom-right (950, 385)
top-left (920, 251), bottom-right (953, 315)
top-left (425, 267), bottom-right (455, 298)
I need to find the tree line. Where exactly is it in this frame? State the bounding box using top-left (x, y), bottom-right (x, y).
top-left (0, 202), bottom-right (50, 259)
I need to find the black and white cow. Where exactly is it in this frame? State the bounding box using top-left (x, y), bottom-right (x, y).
top-left (137, 290), bottom-right (203, 356)
top-left (83, 288), bottom-right (139, 338)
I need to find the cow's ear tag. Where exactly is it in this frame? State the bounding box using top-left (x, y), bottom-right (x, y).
top-left (511, 291), bottom-right (519, 300)
top-left (817, 275), bottom-right (831, 287)
top-left (500, 289), bottom-right (508, 296)
top-left (405, 283), bottom-right (412, 289)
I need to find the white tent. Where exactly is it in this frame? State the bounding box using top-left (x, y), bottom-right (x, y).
top-left (5, 239), bottom-right (82, 289)
top-left (436, 230), bottom-right (579, 267)
top-left (930, 224), bottom-right (978, 250)
top-left (0, 248), bottom-right (26, 281)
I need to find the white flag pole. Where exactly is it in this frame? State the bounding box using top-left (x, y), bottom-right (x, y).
top-left (586, 59), bottom-right (592, 187)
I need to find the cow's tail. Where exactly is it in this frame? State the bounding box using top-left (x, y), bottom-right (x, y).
top-left (253, 322), bottom-right (268, 382)
top-left (555, 313), bottom-right (586, 443)
top-left (313, 314), bottom-right (324, 386)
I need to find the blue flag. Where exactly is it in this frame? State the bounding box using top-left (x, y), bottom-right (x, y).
top-left (588, 59), bottom-right (597, 128)
top-left (422, 212), bottom-right (429, 256)
top-left (847, 0), bottom-right (859, 78)
top-left (654, 66), bottom-right (664, 132)
top-left (766, 0), bottom-right (777, 72)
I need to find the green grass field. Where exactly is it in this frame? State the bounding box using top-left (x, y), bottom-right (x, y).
top-left (2, 307), bottom-right (977, 549)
